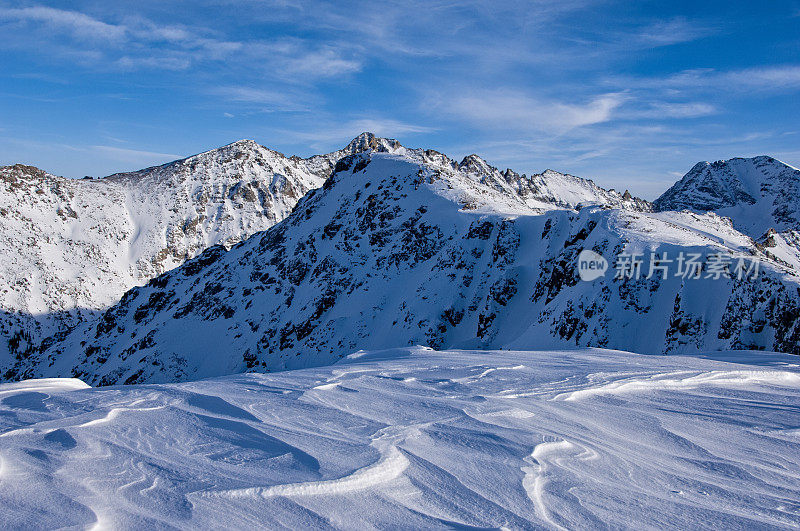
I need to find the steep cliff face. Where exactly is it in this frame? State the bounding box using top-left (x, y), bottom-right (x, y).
top-left (11, 152), bottom-right (797, 385)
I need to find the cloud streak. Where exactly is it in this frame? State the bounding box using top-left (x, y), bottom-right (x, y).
top-left (0, 5), bottom-right (360, 79)
top-left (631, 17), bottom-right (711, 47)
top-left (277, 118), bottom-right (436, 151)
top-left (0, 6), bottom-right (126, 41)
top-left (209, 86), bottom-right (312, 112)
top-left (621, 65), bottom-right (800, 93)
top-left (438, 90), bottom-right (624, 133)
top-left (91, 145), bottom-right (180, 164)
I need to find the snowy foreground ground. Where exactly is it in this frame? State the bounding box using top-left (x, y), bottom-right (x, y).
top-left (1, 348), bottom-right (799, 529)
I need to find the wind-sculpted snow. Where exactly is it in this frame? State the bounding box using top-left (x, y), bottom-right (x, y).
top-left (1, 347), bottom-right (798, 528)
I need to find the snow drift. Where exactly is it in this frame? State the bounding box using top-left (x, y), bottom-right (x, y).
top-left (1, 347), bottom-right (798, 528)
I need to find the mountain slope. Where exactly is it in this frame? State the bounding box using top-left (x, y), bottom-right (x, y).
top-left (0, 143), bottom-right (328, 365)
top-left (2, 347), bottom-right (799, 528)
top-left (1, 140), bottom-right (327, 317)
top-left (13, 151), bottom-right (800, 384)
top-left (0, 133), bottom-right (650, 367)
top-left (334, 133), bottom-right (652, 212)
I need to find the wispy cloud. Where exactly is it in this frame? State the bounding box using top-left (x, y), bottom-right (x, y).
top-left (243, 41), bottom-right (363, 80)
top-left (11, 72), bottom-right (70, 84)
top-left (0, 137), bottom-right (182, 175)
top-left (437, 89), bottom-right (624, 133)
top-left (0, 5), bottom-right (359, 79)
top-left (621, 65), bottom-right (800, 93)
top-left (631, 17), bottom-right (710, 47)
top-left (282, 47), bottom-right (361, 77)
top-left (0, 6), bottom-right (230, 70)
top-left (0, 6), bottom-right (125, 41)
top-left (624, 102), bottom-right (718, 119)
top-left (721, 65), bottom-right (800, 90)
top-left (209, 86), bottom-right (312, 112)
top-left (89, 146), bottom-right (181, 165)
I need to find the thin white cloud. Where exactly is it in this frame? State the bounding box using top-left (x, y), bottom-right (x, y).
top-left (115, 55), bottom-right (193, 71)
top-left (210, 86), bottom-right (310, 112)
top-left (214, 87), bottom-right (289, 103)
top-left (282, 47), bottom-right (362, 77)
top-left (91, 146), bottom-right (180, 164)
top-left (0, 5), bottom-right (357, 80)
top-left (439, 90), bottom-right (624, 133)
top-left (0, 137), bottom-right (183, 175)
top-left (623, 65), bottom-right (800, 93)
top-left (346, 119), bottom-right (435, 137)
top-left (11, 72), bottom-right (70, 84)
top-left (651, 102), bottom-right (717, 118)
top-left (722, 65), bottom-right (800, 90)
top-left (633, 17), bottom-right (709, 47)
top-left (0, 6), bottom-right (125, 41)
top-left (627, 102), bottom-right (718, 119)
top-left (243, 40), bottom-right (363, 80)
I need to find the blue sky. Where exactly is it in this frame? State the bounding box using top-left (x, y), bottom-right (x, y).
top-left (1, 0), bottom-right (799, 198)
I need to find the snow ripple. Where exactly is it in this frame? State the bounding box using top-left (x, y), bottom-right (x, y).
top-left (555, 369), bottom-right (800, 401)
top-left (0, 348), bottom-right (799, 528)
top-left (205, 446), bottom-right (409, 499)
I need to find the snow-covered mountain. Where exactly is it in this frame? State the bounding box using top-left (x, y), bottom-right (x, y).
top-left (0, 142), bottom-right (330, 366)
top-left (2, 347), bottom-right (799, 528)
top-left (654, 155), bottom-right (800, 271)
top-left (654, 156), bottom-right (800, 233)
top-left (10, 151), bottom-right (799, 385)
top-left (323, 133), bottom-right (652, 213)
top-left (0, 133), bottom-right (649, 369)
top-left (1, 139), bottom-right (328, 311)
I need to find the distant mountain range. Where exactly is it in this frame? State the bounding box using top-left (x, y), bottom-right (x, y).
top-left (2, 134), bottom-right (799, 383)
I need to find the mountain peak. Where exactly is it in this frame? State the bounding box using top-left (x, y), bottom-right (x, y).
top-left (225, 138), bottom-right (261, 150)
top-left (204, 138), bottom-right (270, 158)
top-left (0, 163), bottom-right (50, 181)
top-left (344, 132), bottom-right (403, 154)
top-left (458, 154), bottom-right (491, 171)
top-left (654, 155), bottom-right (800, 235)
top-left (177, 139), bottom-right (274, 164)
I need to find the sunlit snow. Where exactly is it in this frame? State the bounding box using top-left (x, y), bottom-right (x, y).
top-left (1, 347), bottom-right (798, 528)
